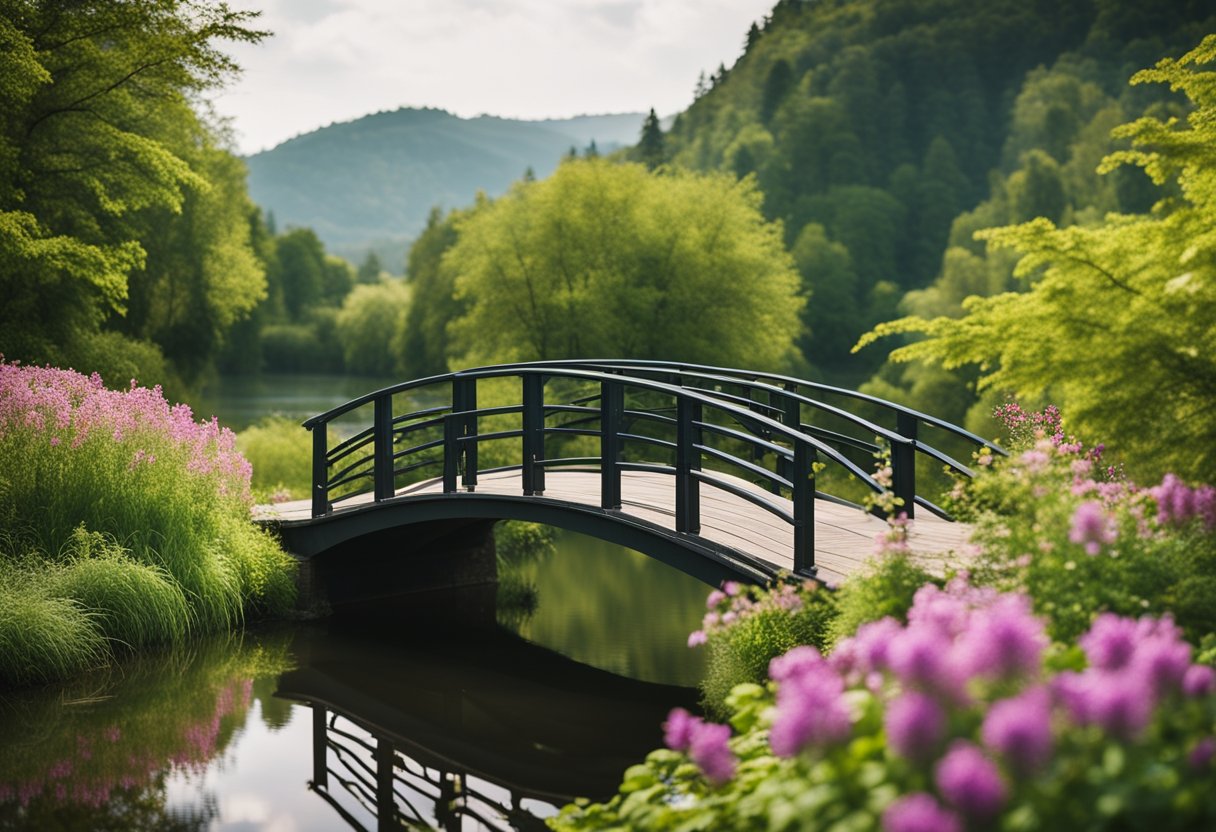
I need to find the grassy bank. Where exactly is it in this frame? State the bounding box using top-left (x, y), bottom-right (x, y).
top-left (0, 361), bottom-right (296, 688)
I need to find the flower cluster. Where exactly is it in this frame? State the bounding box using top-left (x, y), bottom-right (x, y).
top-left (766, 578), bottom-right (1214, 831)
top-left (993, 401), bottom-right (1063, 448)
top-left (1151, 474), bottom-right (1216, 532)
top-left (0, 360), bottom-right (251, 502)
top-left (686, 578), bottom-right (814, 648)
top-left (663, 708), bottom-right (736, 784)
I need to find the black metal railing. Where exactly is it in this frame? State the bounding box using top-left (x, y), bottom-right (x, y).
top-left (301, 362), bottom-right (1005, 578)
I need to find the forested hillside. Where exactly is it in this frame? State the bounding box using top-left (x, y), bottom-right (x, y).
top-left (245, 108), bottom-right (648, 270)
top-left (651, 0), bottom-right (1213, 386)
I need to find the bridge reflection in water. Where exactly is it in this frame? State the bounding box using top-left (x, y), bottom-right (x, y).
top-left (276, 598), bottom-right (698, 832)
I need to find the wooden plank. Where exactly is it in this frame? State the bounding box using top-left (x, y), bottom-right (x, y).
top-left (254, 468), bottom-right (973, 583)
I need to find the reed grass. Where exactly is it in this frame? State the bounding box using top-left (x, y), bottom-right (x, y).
top-left (0, 362), bottom-right (297, 688)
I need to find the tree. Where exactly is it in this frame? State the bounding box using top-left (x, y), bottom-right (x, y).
top-left (0, 2), bottom-right (266, 383)
top-left (443, 159), bottom-right (803, 371)
top-left (398, 206), bottom-right (465, 377)
top-left (639, 109), bottom-right (665, 170)
top-left (357, 251), bottom-right (384, 284)
top-left (761, 60), bottom-right (793, 124)
top-left (336, 280), bottom-right (410, 375)
top-left (856, 35), bottom-right (1216, 481)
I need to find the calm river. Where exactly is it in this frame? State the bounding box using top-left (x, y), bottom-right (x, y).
top-left (0, 374), bottom-right (713, 830)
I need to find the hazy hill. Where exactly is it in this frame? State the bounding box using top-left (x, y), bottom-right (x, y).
top-left (244, 108), bottom-right (647, 270)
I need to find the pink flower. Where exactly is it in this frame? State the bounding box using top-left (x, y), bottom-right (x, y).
top-left (885, 691), bottom-right (945, 760)
top-left (1189, 737), bottom-right (1215, 770)
top-left (954, 594), bottom-right (1047, 681)
top-left (934, 741), bottom-right (1007, 820)
top-left (882, 793), bottom-right (962, 832)
top-left (1069, 501), bottom-right (1116, 555)
top-left (664, 707), bottom-right (698, 751)
top-left (688, 721), bottom-right (736, 785)
top-left (769, 648), bottom-right (851, 755)
top-left (1183, 665), bottom-right (1215, 698)
top-left (686, 629), bottom-right (707, 648)
top-left (981, 687), bottom-right (1053, 775)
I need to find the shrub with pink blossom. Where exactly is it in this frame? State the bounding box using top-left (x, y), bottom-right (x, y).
top-left (0, 361), bottom-right (295, 687)
top-left (553, 578), bottom-right (1216, 831)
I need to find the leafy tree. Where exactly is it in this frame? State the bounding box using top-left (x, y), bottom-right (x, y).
top-left (336, 280), bottom-right (410, 375)
top-left (272, 228), bottom-right (326, 320)
top-left (639, 109), bottom-right (665, 170)
top-left (0, 1), bottom-right (266, 383)
top-left (444, 159), bottom-right (802, 370)
top-left (398, 205), bottom-right (465, 377)
top-left (857, 35), bottom-right (1216, 481)
top-left (356, 251), bottom-right (384, 284)
top-left (760, 60), bottom-right (793, 123)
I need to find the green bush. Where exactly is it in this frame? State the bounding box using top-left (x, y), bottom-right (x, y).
top-left (237, 416), bottom-right (314, 499)
top-left (0, 362), bottom-right (297, 687)
top-left (827, 551), bottom-right (941, 647)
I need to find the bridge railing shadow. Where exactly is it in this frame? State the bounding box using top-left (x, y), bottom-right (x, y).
top-left (301, 362), bottom-right (1005, 579)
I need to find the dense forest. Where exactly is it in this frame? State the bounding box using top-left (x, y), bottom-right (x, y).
top-left (3, 0), bottom-right (1215, 478)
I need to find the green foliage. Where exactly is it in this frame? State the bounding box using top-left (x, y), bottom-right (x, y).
top-left (698, 580), bottom-right (839, 716)
top-left (236, 416), bottom-right (314, 500)
top-left (858, 35), bottom-right (1216, 482)
top-left (335, 279), bottom-right (410, 376)
top-left (827, 551), bottom-right (941, 647)
top-left (399, 205), bottom-right (465, 377)
top-left (0, 1), bottom-right (268, 387)
top-left (0, 364), bottom-right (296, 687)
top-left (444, 158), bottom-right (803, 371)
top-left (0, 563), bottom-right (106, 687)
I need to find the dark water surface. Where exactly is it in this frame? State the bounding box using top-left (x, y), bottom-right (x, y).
top-left (0, 533), bottom-right (710, 831)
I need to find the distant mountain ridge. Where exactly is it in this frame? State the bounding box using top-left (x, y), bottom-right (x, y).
top-left (244, 107), bottom-right (648, 270)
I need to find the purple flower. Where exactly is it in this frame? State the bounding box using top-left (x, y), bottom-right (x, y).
top-left (688, 721), bottom-right (736, 785)
top-left (1060, 671), bottom-right (1152, 739)
top-left (885, 691), bottom-right (945, 760)
top-left (882, 793), bottom-right (962, 832)
top-left (831, 617), bottom-right (902, 679)
top-left (887, 626), bottom-right (965, 698)
top-left (1069, 501), bottom-right (1117, 555)
top-left (1183, 665), bottom-right (1215, 698)
top-left (769, 657), bottom-right (851, 755)
top-left (955, 594), bottom-right (1047, 681)
top-left (981, 687), bottom-right (1053, 775)
top-left (663, 708), bottom-right (699, 752)
top-left (769, 645), bottom-right (826, 682)
top-left (705, 590), bottom-right (726, 609)
top-left (935, 741), bottom-right (1007, 820)
top-left (1079, 614), bottom-right (1139, 671)
top-left (1189, 737), bottom-right (1215, 770)
top-left (686, 629), bottom-right (707, 648)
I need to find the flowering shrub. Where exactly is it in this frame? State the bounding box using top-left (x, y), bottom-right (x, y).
top-left (553, 579), bottom-right (1216, 831)
top-left (953, 413), bottom-right (1216, 643)
top-left (690, 578), bottom-right (838, 714)
top-left (0, 360), bottom-right (295, 686)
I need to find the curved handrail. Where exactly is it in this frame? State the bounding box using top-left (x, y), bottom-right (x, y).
top-left (300, 362), bottom-right (997, 579)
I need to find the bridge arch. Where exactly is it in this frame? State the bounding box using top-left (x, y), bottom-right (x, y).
top-left (257, 361), bottom-right (1003, 586)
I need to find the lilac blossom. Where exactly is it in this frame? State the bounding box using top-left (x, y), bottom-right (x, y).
top-left (885, 691), bottom-right (945, 760)
top-left (1069, 501), bottom-right (1117, 555)
top-left (934, 741), bottom-right (1007, 820)
top-left (688, 721), bottom-right (736, 785)
top-left (882, 793), bottom-right (962, 832)
top-left (954, 593), bottom-right (1047, 681)
top-left (769, 650), bottom-right (851, 755)
top-left (981, 687), bottom-right (1053, 775)
top-left (663, 708), bottom-right (698, 752)
top-left (1183, 665), bottom-right (1215, 698)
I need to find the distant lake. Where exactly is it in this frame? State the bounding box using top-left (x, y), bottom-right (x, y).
top-left (192, 373), bottom-right (401, 431)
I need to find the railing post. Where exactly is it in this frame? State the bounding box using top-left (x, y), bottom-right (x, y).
top-left (373, 394), bottom-right (394, 502)
top-left (776, 383), bottom-right (800, 487)
top-left (522, 373), bottom-right (545, 495)
top-left (311, 425), bottom-right (329, 518)
top-left (676, 395), bottom-right (701, 533)
top-left (376, 736), bottom-right (397, 832)
top-left (454, 376), bottom-right (478, 491)
top-left (793, 440), bottom-right (817, 577)
top-left (442, 414), bottom-right (458, 493)
top-left (601, 379), bottom-right (622, 509)
top-left (311, 704), bottom-right (328, 789)
top-left (893, 411), bottom-right (918, 519)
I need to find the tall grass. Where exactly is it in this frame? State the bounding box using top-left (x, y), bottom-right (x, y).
top-left (0, 361), bottom-right (296, 687)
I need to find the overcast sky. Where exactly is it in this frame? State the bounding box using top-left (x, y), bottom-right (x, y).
top-left (210, 0), bottom-right (775, 155)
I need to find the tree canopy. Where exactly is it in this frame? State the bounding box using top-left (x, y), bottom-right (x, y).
top-left (856, 35), bottom-right (1216, 481)
top-left (0, 0), bottom-right (267, 386)
top-left (440, 159), bottom-right (803, 371)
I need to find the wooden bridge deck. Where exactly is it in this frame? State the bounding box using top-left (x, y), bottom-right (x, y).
top-left (256, 469), bottom-right (973, 586)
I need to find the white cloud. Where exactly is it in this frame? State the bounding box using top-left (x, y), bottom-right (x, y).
top-left (211, 0), bottom-right (773, 153)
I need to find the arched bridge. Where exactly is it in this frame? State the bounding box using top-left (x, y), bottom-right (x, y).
top-left (256, 361), bottom-right (1004, 587)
